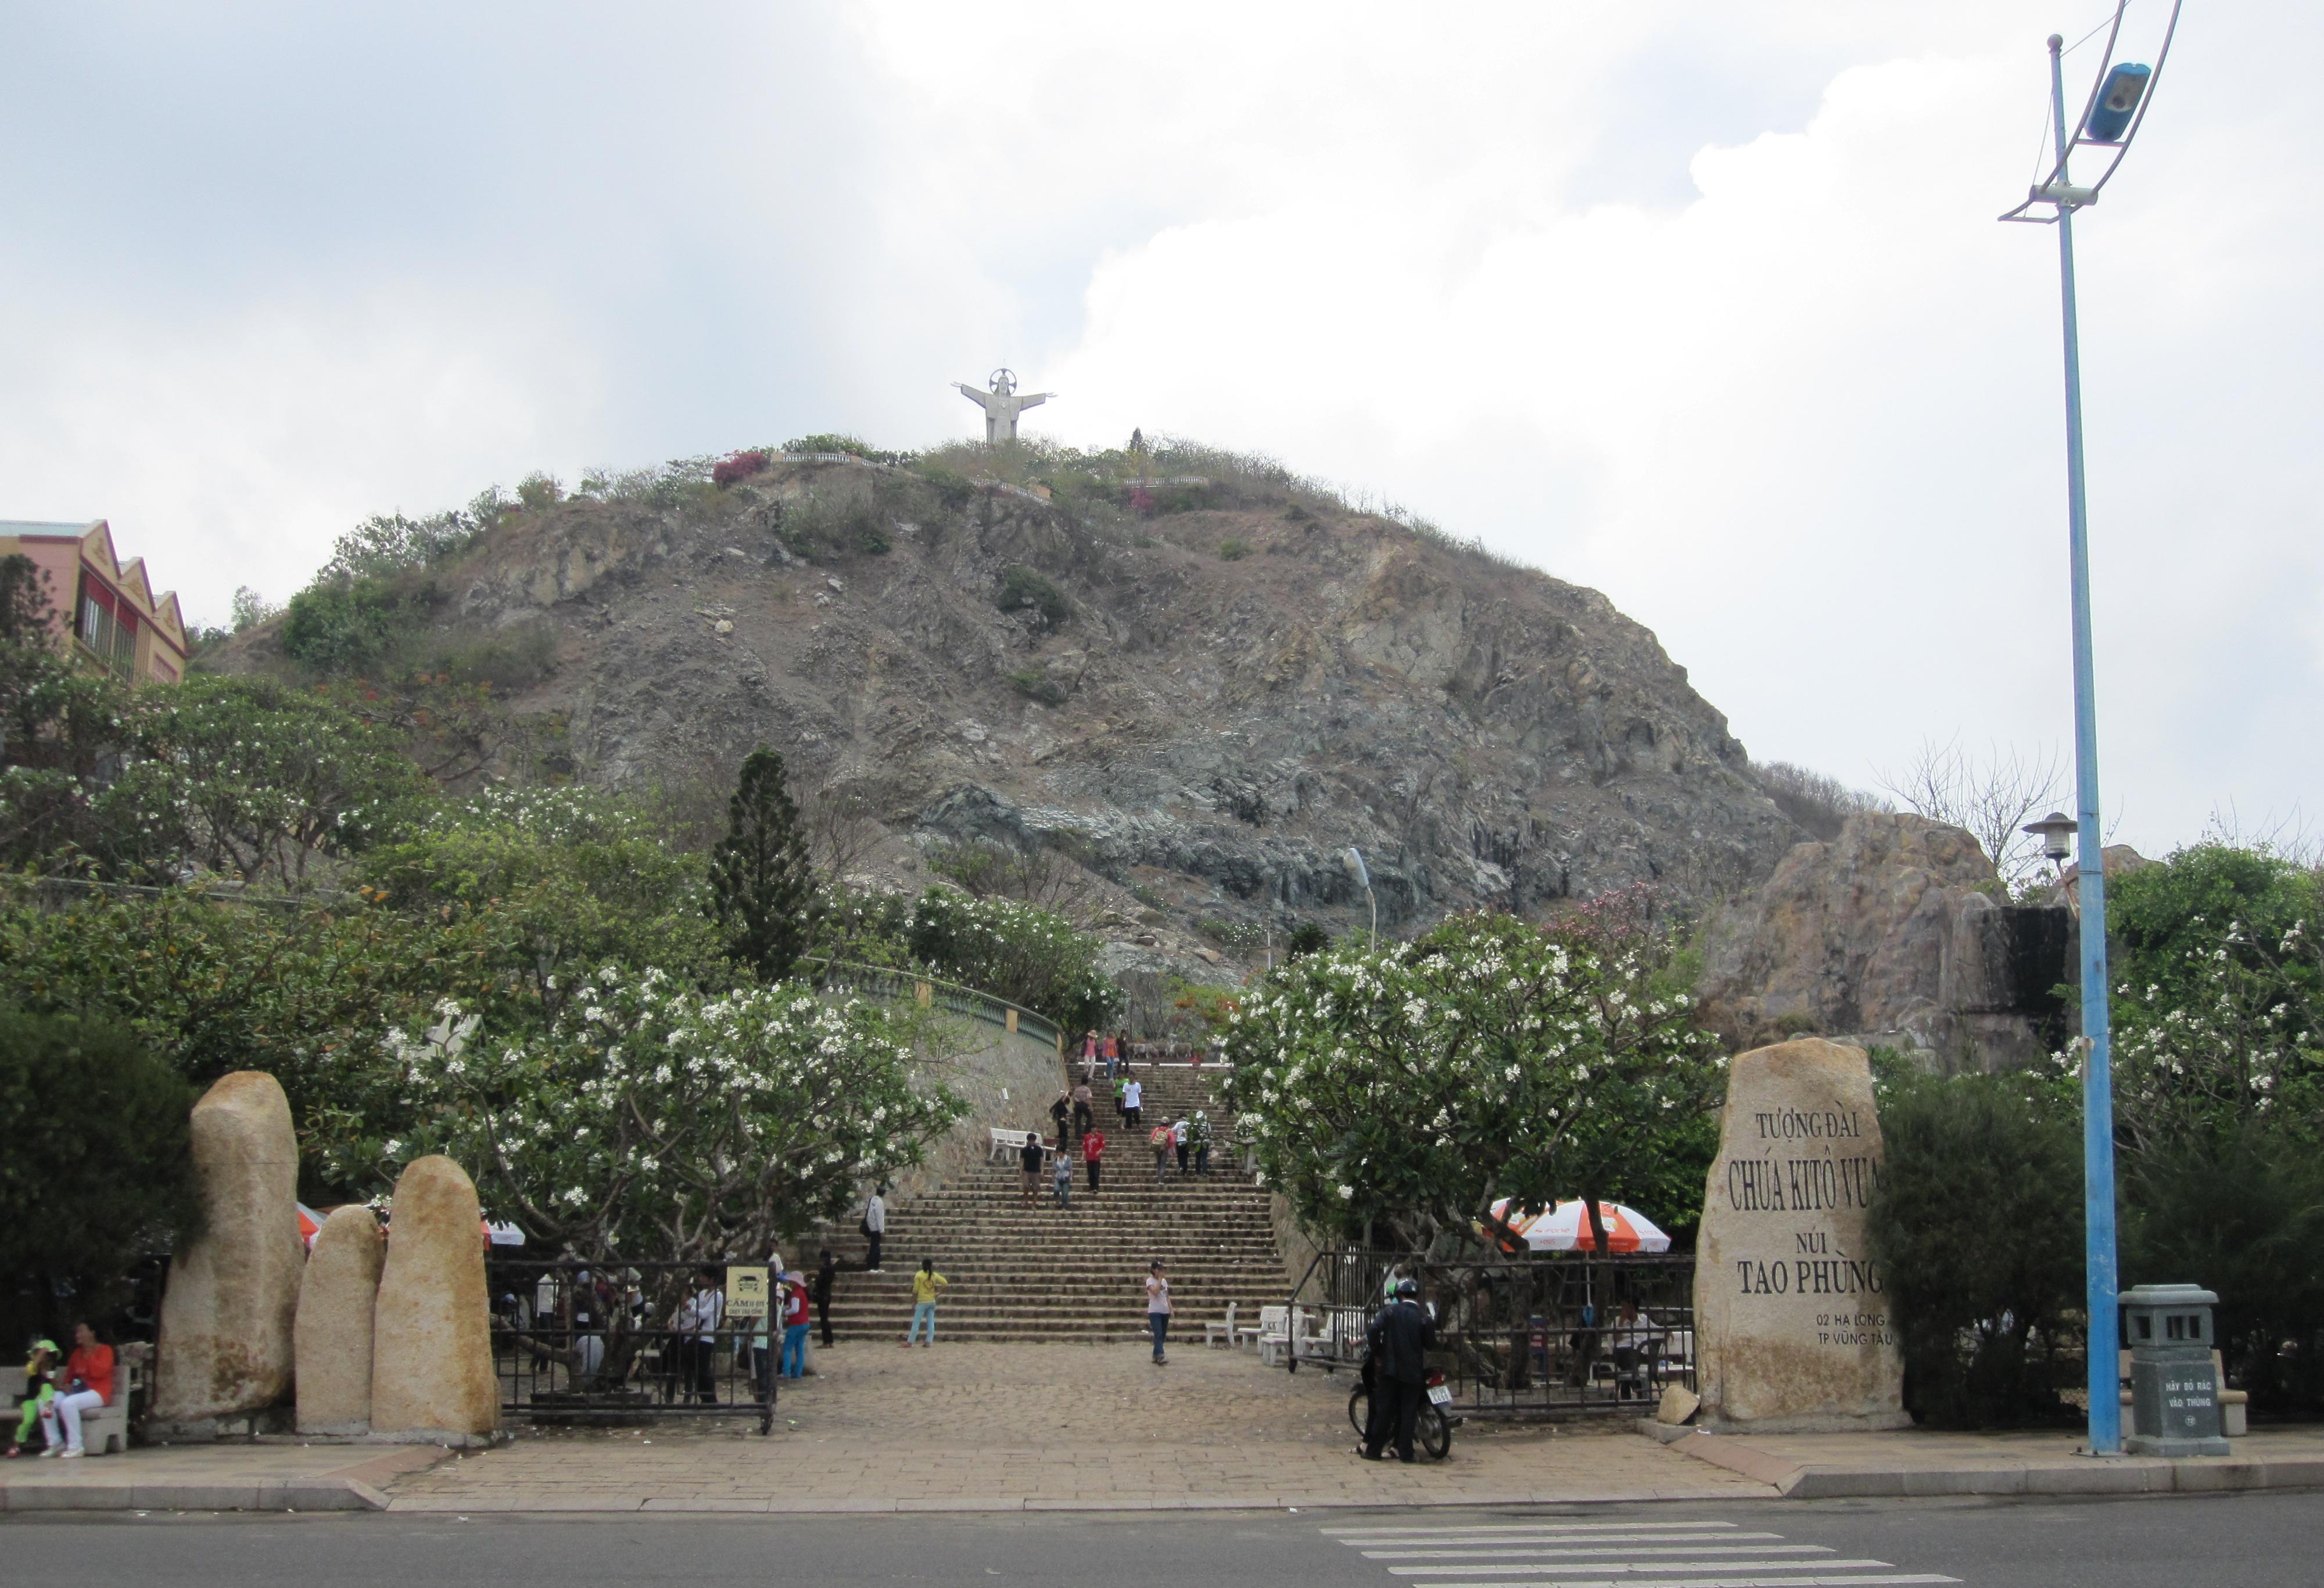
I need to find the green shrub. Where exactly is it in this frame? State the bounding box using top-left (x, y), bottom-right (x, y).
top-left (1008, 670), bottom-right (1067, 706)
top-left (777, 488), bottom-right (891, 561)
top-left (1866, 1068), bottom-right (2084, 1427)
top-left (2124, 1129), bottom-right (2324, 1414)
top-left (280, 577), bottom-right (433, 675)
top-left (0, 1008), bottom-right (202, 1343)
top-left (996, 566), bottom-right (1068, 632)
top-left (783, 433), bottom-right (911, 466)
top-left (1217, 538), bottom-right (1250, 561)
top-left (1284, 921), bottom-right (1330, 961)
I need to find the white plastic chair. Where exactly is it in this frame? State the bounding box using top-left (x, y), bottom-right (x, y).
top-left (1204, 1302), bottom-right (1238, 1349)
top-left (1256, 1305), bottom-right (1291, 1366)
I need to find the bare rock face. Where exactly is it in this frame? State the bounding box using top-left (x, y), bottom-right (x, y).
top-left (223, 457), bottom-right (1809, 958)
top-left (1694, 813), bottom-right (2067, 1070)
top-left (1692, 1038), bottom-right (1906, 1432)
top-left (370, 1156), bottom-right (497, 1440)
top-left (155, 1072), bottom-right (304, 1421)
top-left (295, 1205), bottom-right (385, 1435)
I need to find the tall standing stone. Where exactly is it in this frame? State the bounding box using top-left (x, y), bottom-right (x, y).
top-left (370, 1156), bottom-right (498, 1439)
top-left (295, 1205), bottom-right (385, 1434)
top-left (1692, 1038), bottom-right (1907, 1431)
top-left (155, 1071), bottom-right (304, 1422)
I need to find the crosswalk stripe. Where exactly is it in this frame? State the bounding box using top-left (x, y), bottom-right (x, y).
top-left (1369, 1543), bottom-right (1805, 1560)
top-left (1361, 1535), bottom-right (1783, 1553)
top-left (1332, 1524), bottom-right (1745, 1539)
top-left (1401, 1564), bottom-right (1887, 1581)
top-left (1413, 1577), bottom-right (1954, 1588)
top-left (1385, 1550), bottom-right (1831, 1568)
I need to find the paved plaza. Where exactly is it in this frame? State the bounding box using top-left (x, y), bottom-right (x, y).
top-left (384, 1341), bottom-right (1763, 1512)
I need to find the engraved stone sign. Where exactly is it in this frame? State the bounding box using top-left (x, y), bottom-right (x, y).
top-left (1692, 1037), bottom-right (1906, 1431)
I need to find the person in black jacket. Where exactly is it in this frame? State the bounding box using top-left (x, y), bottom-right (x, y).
top-left (813, 1249), bottom-right (838, 1348)
top-left (1358, 1278), bottom-right (1437, 1463)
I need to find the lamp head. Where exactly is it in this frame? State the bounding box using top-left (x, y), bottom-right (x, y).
top-left (2023, 811), bottom-right (2079, 864)
top-left (2083, 62), bottom-right (2151, 143)
top-left (1340, 846), bottom-right (1371, 890)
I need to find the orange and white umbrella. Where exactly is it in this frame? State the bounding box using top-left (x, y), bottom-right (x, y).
top-left (1488, 1198), bottom-right (1670, 1254)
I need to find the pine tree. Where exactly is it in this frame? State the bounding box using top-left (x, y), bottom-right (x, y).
top-left (709, 746), bottom-right (823, 980)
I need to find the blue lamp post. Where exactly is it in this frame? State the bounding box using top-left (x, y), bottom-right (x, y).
top-left (2000, 1), bottom-right (2183, 1458)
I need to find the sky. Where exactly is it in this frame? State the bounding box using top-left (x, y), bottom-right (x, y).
top-left (2, 2), bottom-right (2314, 856)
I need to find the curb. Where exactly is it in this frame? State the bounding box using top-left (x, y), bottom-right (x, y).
top-left (1644, 1422), bottom-right (2324, 1500)
top-left (383, 1489), bottom-right (1773, 1515)
top-left (0, 1447), bottom-right (449, 1514)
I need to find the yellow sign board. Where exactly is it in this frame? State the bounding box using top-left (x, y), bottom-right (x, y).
top-left (725, 1264), bottom-right (772, 1319)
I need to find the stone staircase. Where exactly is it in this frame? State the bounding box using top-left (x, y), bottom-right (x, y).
top-left (818, 1062), bottom-right (1290, 1343)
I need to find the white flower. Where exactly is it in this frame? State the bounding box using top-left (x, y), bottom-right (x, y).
top-left (1336, 1184), bottom-right (1355, 1201)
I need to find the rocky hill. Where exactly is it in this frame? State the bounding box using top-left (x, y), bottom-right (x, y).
top-left (228, 446), bottom-right (1814, 982)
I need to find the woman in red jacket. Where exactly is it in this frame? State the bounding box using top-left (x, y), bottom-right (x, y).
top-left (40, 1322), bottom-right (112, 1459)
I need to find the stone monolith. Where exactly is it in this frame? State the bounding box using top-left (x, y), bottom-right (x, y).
top-left (1692, 1038), bottom-right (1907, 1432)
top-left (295, 1205), bottom-right (385, 1434)
top-left (370, 1156), bottom-right (497, 1439)
top-left (155, 1071), bottom-right (304, 1421)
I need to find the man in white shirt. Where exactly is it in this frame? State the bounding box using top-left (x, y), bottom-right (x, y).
top-left (863, 1187), bottom-right (887, 1273)
top-left (672, 1270), bottom-right (725, 1404)
top-left (1123, 1077), bottom-right (1143, 1129)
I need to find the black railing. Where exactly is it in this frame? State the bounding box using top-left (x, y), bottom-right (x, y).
top-left (1282, 1246), bottom-right (1697, 1420)
top-left (488, 1259), bottom-right (781, 1433)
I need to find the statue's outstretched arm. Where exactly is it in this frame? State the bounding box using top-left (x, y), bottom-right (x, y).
top-left (1019, 391), bottom-right (1052, 410)
top-left (953, 383), bottom-right (994, 408)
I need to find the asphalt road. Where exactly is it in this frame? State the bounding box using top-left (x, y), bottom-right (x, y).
top-left (3, 1493), bottom-right (2321, 1587)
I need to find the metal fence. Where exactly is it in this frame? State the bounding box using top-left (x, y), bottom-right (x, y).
top-left (1282, 1247), bottom-right (1698, 1420)
top-left (488, 1259), bottom-right (783, 1433)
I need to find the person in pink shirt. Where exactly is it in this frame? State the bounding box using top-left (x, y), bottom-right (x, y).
top-left (38, 1322), bottom-right (112, 1459)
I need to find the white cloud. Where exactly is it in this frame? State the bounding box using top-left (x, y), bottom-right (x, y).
top-left (2, 1), bottom-right (2314, 853)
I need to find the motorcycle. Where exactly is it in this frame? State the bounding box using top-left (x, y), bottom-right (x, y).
top-left (1348, 1363), bottom-right (1457, 1460)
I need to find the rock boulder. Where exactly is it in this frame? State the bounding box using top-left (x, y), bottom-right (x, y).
top-left (155, 1072), bottom-right (304, 1422)
top-left (1694, 812), bottom-right (2065, 1070)
top-left (295, 1205), bottom-right (385, 1435)
top-left (370, 1156), bottom-right (498, 1440)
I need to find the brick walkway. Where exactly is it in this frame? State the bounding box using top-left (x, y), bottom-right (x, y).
top-left (386, 1341), bottom-right (1765, 1512)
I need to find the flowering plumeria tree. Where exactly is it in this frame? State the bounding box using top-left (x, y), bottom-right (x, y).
top-left (2113, 913), bottom-right (2321, 1155)
top-left (1221, 911), bottom-right (1726, 1251)
top-left (382, 964), bottom-right (964, 1265)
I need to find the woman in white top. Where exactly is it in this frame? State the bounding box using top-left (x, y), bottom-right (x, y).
top-left (1145, 1260), bottom-right (1172, 1365)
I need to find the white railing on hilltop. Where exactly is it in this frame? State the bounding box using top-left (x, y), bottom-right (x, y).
top-left (799, 956), bottom-right (1062, 1054)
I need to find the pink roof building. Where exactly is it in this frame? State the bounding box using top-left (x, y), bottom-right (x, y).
top-left (0, 519), bottom-right (190, 684)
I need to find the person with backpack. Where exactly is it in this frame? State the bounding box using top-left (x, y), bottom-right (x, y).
top-left (1191, 1111), bottom-right (1214, 1176)
top-left (1082, 1125), bottom-right (1106, 1194)
top-left (1172, 1115), bottom-right (1192, 1175)
top-left (1149, 1123), bottom-right (1172, 1184)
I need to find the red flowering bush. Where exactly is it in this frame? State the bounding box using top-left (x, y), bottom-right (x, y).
top-left (712, 450), bottom-right (770, 488)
